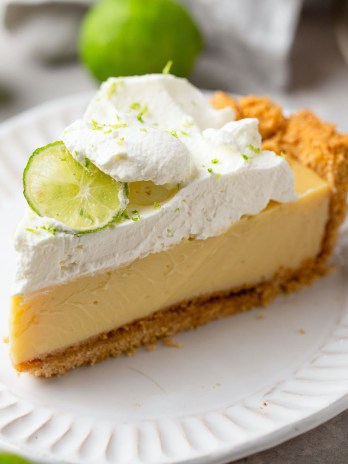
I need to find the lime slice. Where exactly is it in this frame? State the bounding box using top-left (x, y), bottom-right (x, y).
top-left (128, 181), bottom-right (179, 206)
top-left (23, 141), bottom-right (127, 234)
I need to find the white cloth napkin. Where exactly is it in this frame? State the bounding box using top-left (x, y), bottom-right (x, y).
top-left (1, 0), bottom-right (303, 90)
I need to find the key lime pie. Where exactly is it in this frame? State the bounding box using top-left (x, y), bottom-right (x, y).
top-left (10, 74), bottom-right (348, 377)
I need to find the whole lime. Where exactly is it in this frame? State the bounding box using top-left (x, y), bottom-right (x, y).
top-left (79, 0), bottom-right (203, 81)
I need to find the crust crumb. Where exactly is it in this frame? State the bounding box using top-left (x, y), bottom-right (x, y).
top-left (163, 338), bottom-right (182, 349)
top-left (210, 91), bottom-right (242, 119)
top-left (146, 343), bottom-right (157, 352)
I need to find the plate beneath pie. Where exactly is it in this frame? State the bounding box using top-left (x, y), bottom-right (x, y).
top-left (0, 93), bottom-right (347, 464)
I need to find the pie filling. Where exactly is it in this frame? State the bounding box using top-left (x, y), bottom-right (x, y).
top-left (10, 159), bottom-right (330, 365)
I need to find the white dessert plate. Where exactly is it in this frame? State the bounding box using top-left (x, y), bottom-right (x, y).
top-left (0, 94), bottom-right (348, 464)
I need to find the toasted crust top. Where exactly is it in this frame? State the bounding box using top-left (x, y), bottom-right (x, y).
top-left (211, 92), bottom-right (348, 192)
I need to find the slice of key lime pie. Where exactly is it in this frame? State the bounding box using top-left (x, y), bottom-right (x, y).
top-left (10, 74), bottom-right (348, 377)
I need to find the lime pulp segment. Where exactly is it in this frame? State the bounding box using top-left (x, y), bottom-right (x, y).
top-left (23, 141), bottom-right (127, 233)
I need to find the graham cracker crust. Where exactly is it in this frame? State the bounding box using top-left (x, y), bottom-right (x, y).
top-left (17, 95), bottom-right (348, 377)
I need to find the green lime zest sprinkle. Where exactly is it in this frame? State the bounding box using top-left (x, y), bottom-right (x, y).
top-left (25, 227), bottom-right (39, 234)
top-left (165, 130), bottom-right (178, 138)
top-left (90, 120), bottom-right (104, 130)
top-left (40, 225), bottom-right (57, 235)
top-left (104, 129), bottom-right (112, 134)
top-left (137, 105), bottom-right (148, 123)
top-left (107, 79), bottom-right (124, 100)
top-left (90, 120), bottom-right (127, 131)
top-left (110, 123), bottom-right (127, 129)
top-left (207, 166), bottom-right (221, 178)
top-left (242, 154), bottom-right (250, 161)
top-left (211, 158), bottom-right (219, 164)
top-left (117, 137), bottom-right (125, 146)
top-left (139, 127), bottom-right (148, 133)
top-left (247, 144), bottom-right (261, 154)
top-left (152, 122), bottom-right (160, 127)
top-left (181, 131), bottom-right (189, 136)
top-left (130, 102), bottom-right (140, 110)
top-left (175, 207), bottom-right (180, 212)
top-left (279, 151), bottom-right (286, 157)
top-left (162, 60), bottom-right (173, 74)
top-left (153, 202), bottom-right (161, 209)
top-left (130, 210), bottom-right (140, 222)
top-left (119, 209), bottom-right (139, 222)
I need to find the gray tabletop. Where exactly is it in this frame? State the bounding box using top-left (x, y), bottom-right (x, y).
top-left (0, 4), bottom-right (347, 464)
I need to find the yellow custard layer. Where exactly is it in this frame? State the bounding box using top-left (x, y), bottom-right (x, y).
top-left (10, 159), bottom-right (330, 365)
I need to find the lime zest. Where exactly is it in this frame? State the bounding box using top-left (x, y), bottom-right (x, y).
top-left (107, 79), bottom-right (124, 99)
top-left (25, 225), bottom-right (57, 235)
top-left (40, 225), bottom-right (57, 236)
top-left (25, 227), bottom-right (39, 234)
top-left (164, 129), bottom-right (178, 138)
top-left (111, 123), bottom-right (127, 129)
top-left (120, 209), bottom-right (140, 222)
top-left (130, 210), bottom-right (140, 222)
top-left (90, 120), bottom-right (104, 130)
top-left (130, 102), bottom-right (140, 110)
top-left (162, 60), bottom-right (173, 74)
top-left (247, 144), bottom-right (261, 154)
top-left (137, 104), bottom-right (148, 123)
top-left (153, 201), bottom-right (161, 209)
top-left (90, 120), bottom-right (127, 131)
top-left (211, 158), bottom-right (219, 164)
top-left (242, 153), bottom-right (250, 161)
top-left (207, 166), bottom-right (221, 178)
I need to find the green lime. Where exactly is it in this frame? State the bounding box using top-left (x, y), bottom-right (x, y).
top-left (79, 0), bottom-right (203, 81)
top-left (23, 141), bottom-right (128, 234)
top-left (0, 453), bottom-right (31, 464)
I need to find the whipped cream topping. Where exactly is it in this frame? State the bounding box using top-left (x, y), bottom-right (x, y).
top-left (13, 74), bottom-right (297, 295)
top-left (62, 74), bottom-right (233, 185)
